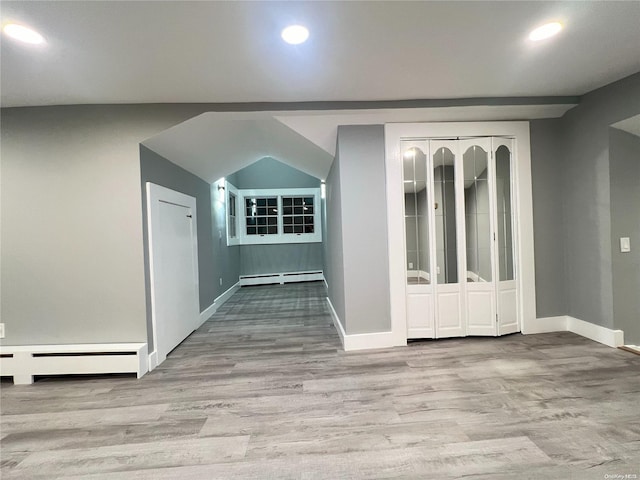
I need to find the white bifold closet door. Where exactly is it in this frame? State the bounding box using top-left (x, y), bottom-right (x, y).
top-left (402, 137), bottom-right (518, 339)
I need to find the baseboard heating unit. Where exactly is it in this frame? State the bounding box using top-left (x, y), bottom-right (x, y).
top-left (239, 270), bottom-right (324, 286)
top-left (0, 343), bottom-right (148, 385)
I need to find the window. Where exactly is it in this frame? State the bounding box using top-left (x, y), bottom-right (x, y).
top-left (245, 196), bottom-right (278, 236)
top-left (225, 184), bottom-right (321, 245)
top-left (228, 192), bottom-right (237, 238)
top-left (282, 196), bottom-right (315, 234)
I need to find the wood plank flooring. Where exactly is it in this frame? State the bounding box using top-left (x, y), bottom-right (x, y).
top-left (1, 281), bottom-right (639, 479)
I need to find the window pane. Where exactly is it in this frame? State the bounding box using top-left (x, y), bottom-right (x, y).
top-left (245, 196), bottom-right (278, 235)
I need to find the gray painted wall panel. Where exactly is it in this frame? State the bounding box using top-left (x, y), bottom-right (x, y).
top-left (609, 128), bottom-right (640, 344)
top-left (560, 73), bottom-right (640, 328)
top-left (324, 151), bottom-right (347, 325)
top-left (240, 244), bottom-right (323, 275)
top-left (234, 156), bottom-right (320, 189)
top-left (0, 104), bottom-right (212, 346)
top-left (337, 125), bottom-right (391, 334)
top-left (530, 118), bottom-right (568, 317)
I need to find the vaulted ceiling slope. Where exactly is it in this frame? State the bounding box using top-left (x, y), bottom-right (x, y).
top-left (142, 103), bottom-right (578, 182)
top-left (2, 1), bottom-right (639, 107)
top-left (142, 112), bottom-right (334, 181)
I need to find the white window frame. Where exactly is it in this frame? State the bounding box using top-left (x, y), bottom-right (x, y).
top-left (226, 181), bottom-right (240, 246)
top-left (229, 187), bottom-right (321, 245)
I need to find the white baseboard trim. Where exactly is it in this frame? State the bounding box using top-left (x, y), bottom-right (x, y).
top-left (529, 315), bottom-right (624, 348)
top-left (325, 297), bottom-right (396, 352)
top-left (566, 316), bottom-right (624, 348)
top-left (326, 297), bottom-right (346, 349)
top-left (523, 316), bottom-right (567, 334)
top-left (198, 281), bottom-right (240, 326)
top-left (148, 351), bottom-right (158, 371)
top-left (343, 330), bottom-right (397, 351)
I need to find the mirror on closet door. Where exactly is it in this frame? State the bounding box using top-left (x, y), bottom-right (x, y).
top-left (402, 144), bottom-right (430, 285)
top-left (433, 147), bottom-right (458, 284)
top-left (495, 145), bottom-right (514, 281)
top-left (463, 145), bottom-right (491, 283)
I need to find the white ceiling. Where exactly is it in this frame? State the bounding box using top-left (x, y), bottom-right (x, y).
top-left (143, 104), bottom-right (576, 181)
top-left (142, 112), bottom-right (334, 181)
top-left (2, 1), bottom-right (639, 108)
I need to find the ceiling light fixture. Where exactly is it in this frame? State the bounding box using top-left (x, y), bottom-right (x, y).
top-left (529, 22), bottom-right (563, 41)
top-left (281, 25), bottom-right (309, 45)
top-left (3, 23), bottom-right (45, 44)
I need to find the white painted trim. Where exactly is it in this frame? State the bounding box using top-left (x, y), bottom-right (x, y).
top-left (148, 351), bottom-right (158, 371)
top-left (523, 316), bottom-right (567, 334)
top-left (225, 180), bottom-right (240, 246)
top-left (326, 297), bottom-right (397, 351)
top-left (0, 343), bottom-right (148, 385)
top-left (343, 331), bottom-right (397, 351)
top-left (385, 122), bottom-right (536, 345)
top-left (198, 281), bottom-right (241, 326)
top-left (199, 303), bottom-right (218, 326)
top-left (566, 316), bottom-right (624, 348)
top-left (239, 271), bottom-right (324, 286)
top-left (528, 315), bottom-right (624, 348)
top-left (326, 297), bottom-right (346, 349)
top-left (238, 187), bottom-right (322, 245)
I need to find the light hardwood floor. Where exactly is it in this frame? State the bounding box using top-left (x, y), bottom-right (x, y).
top-left (1, 281), bottom-right (639, 479)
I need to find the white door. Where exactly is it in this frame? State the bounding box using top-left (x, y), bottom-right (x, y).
top-left (147, 183), bottom-right (200, 367)
top-left (402, 140), bottom-right (435, 339)
top-left (493, 139), bottom-right (519, 335)
top-left (431, 140), bottom-right (465, 338)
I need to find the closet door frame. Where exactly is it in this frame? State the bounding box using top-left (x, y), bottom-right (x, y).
top-left (385, 122), bottom-right (536, 347)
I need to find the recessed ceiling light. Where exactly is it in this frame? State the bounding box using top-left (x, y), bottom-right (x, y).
top-left (529, 22), bottom-right (563, 41)
top-left (281, 25), bottom-right (309, 45)
top-left (3, 23), bottom-right (45, 44)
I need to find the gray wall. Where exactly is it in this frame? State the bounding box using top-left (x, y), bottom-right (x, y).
top-left (233, 156), bottom-right (320, 189)
top-left (140, 146), bottom-right (241, 348)
top-left (0, 104), bottom-right (211, 346)
top-left (559, 73), bottom-right (640, 328)
top-left (334, 125), bottom-right (391, 334)
top-left (240, 244), bottom-right (323, 276)
top-left (324, 147), bottom-right (347, 325)
top-left (530, 118), bottom-right (568, 317)
top-left (232, 156), bottom-right (324, 277)
top-left (609, 128), bottom-right (640, 344)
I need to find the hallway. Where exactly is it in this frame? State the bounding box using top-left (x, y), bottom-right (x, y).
top-left (1, 282), bottom-right (639, 479)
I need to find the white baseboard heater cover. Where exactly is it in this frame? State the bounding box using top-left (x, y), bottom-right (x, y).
top-left (0, 343), bottom-right (148, 385)
top-left (239, 270), bottom-right (324, 286)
